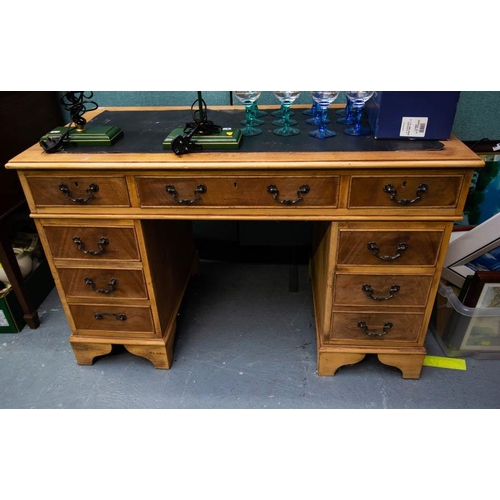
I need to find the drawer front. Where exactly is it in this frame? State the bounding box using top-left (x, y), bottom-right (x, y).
top-left (43, 225), bottom-right (140, 261)
top-left (69, 304), bottom-right (154, 337)
top-left (136, 176), bottom-right (339, 207)
top-left (58, 268), bottom-right (148, 300)
top-left (348, 175), bottom-right (463, 209)
top-left (328, 312), bottom-right (424, 344)
top-left (333, 273), bottom-right (433, 307)
top-left (27, 175), bottom-right (130, 207)
top-left (337, 229), bottom-right (443, 266)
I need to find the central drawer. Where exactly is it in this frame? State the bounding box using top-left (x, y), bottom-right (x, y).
top-left (135, 175), bottom-right (339, 207)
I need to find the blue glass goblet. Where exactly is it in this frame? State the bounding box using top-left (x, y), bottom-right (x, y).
top-left (337, 98), bottom-right (355, 125)
top-left (306, 104), bottom-right (331, 126)
top-left (344, 91), bottom-right (374, 136)
top-left (303, 101), bottom-right (317, 116)
top-left (308, 91), bottom-right (339, 139)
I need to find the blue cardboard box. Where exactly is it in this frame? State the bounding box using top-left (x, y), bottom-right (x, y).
top-left (365, 91), bottom-right (461, 140)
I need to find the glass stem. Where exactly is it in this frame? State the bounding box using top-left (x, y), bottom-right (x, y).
top-left (353, 105), bottom-right (363, 134)
top-left (345, 100), bottom-right (354, 124)
top-left (245, 104), bottom-right (253, 131)
top-left (282, 105), bottom-right (290, 132)
top-left (319, 105), bottom-right (328, 134)
top-left (313, 105), bottom-right (322, 126)
top-left (250, 102), bottom-right (257, 122)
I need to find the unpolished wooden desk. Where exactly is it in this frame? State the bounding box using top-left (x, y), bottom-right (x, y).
top-left (6, 106), bottom-right (484, 378)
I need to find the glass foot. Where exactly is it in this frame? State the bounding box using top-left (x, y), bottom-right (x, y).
top-left (306, 116), bottom-right (330, 125)
top-left (344, 126), bottom-right (371, 136)
top-left (271, 109), bottom-right (295, 117)
top-left (272, 118), bottom-right (298, 126)
top-left (242, 127), bottom-right (262, 137)
top-left (337, 116), bottom-right (355, 125)
top-left (241, 118), bottom-right (265, 126)
top-left (309, 129), bottom-right (337, 139)
top-left (273, 126), bottom-right (300, 136)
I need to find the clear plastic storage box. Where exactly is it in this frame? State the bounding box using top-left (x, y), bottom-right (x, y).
top-left (430, 281), bottom-right (500, 359)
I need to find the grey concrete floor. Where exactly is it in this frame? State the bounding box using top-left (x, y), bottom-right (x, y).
top-left (1, 261), bottom-right (500, 409)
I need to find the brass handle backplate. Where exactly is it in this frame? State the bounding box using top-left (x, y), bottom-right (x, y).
top-left (383, 183), bottom-right (428, 205)
top-left (367, 241), bottom-right (408, 261)
top-left (361, 284), bottom-right (400, 301)
top-left (59, 183), bottom-right (99, 204)
top-left (357, 321), bottom-right (393, 337)
top-left (85, 277), bottom-right (119, 294)
top-left (94, 312), bottom-right (127, 321)
top-left (267, 184), bottom-right (310, 205)
top-left (73, 236), bottom-right (109, 256)
top-left (165, 184), bottom-right (207, 204)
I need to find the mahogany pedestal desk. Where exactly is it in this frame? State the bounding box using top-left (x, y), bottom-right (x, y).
top-left (6, 106), bottom-right (484, 378)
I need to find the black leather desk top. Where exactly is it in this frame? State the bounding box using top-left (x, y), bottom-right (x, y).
top-left (78, 109), bottom-right (444, 155)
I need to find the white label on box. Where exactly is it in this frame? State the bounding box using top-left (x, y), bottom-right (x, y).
top-left (400, 117), bottom-right (428, 137)
top-left (0, 310), bottom-right (9, 327)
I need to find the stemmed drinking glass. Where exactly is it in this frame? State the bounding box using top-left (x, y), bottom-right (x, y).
top-left (241, 101), bottom-right (265, 126)
top-left (344, 91), bottom-right (374, 136)
top-left (234, 91), bottom-right (262, 136)
top-left (305, 104), bottom-right (330, 126)
top-left (337, 98), bottom-right (355, 125)
top-left (335, 95), bottom-right (348, 116)
top-left (253, 102), bottom-right (267, 118)
top-left (308, 91), bottom-right (339, 139)
top-left (303, 100), bottom-right (316, 116)
top-left (273, 91), bottom-right (301, 136)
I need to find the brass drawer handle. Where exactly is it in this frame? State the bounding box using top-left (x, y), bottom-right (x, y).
top-left (73, 236), bottom-right (109, 255)
top-left (267, 184), bottom-right (310, 205)
top-left (361, 284), bottom-right (400, 301)
top-left (84, 277), bottom-right (119, 294)
top-left (165, 184), bottom-right (207, 204)
top-left (357, 321), bottom-right (393, 337)
top-left (59, 183), bottom-right (99, 204)
top-left (383, 183), bottom-right (428, 205)
top-left (367, 241), bottom-right (408, 261)
top-left (94, 312), bottom-right (127, 321)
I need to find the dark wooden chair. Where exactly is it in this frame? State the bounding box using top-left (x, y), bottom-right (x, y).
top-left (0, 92), bottom-right (63, 328)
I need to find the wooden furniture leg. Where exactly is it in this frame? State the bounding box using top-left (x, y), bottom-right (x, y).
top-left (318, 352), bottom-right (367, 376)
top-left (70, 341), bottom-right (113, 366)
top-left (378, 351), bottom-right (426, 379)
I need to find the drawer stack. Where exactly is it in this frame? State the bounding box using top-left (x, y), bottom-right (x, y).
top-left (27, 174), bottom-right (196, 369)
top-left (330, 221), bottom-right (445, 344)
top-left (312, 173), bottom-right (461, 379)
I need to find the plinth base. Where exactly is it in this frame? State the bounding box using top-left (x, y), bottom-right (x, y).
top-left (317, 345), bottom-right (427, 379)
top-left (69, 320), bottom-right (177, 369)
